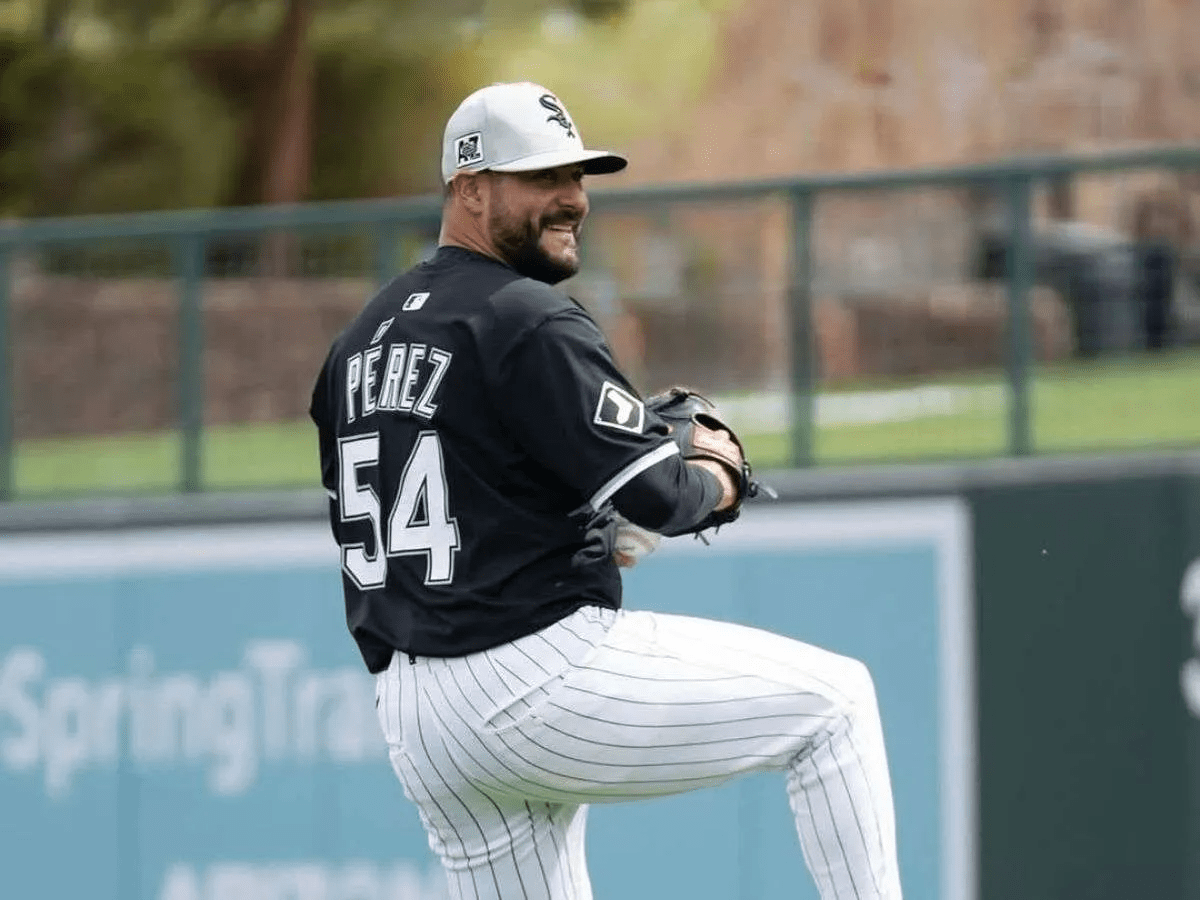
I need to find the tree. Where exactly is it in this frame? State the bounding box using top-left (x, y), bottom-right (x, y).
top-left (0, 0), bottom-right (630, 216)
top-left (236, 0), bottom-right (315, 206)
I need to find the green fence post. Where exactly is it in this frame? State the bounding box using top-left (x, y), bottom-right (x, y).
top-left (176, 234), bottom-right (205, 493)
top-left (0, 245), bottom-right (12, 501)
top-left (375, 222), bottom-right (399, 289)
top-left (1005, 175), bottom-right (1035, 456)
top-left (787, 189), bottom-right (817, 467)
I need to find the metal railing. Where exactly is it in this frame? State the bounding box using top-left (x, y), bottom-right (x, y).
top-left (2, 144), bottom-right (1199, 500)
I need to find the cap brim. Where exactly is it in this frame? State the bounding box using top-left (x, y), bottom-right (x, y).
top-left (487, 148), bottom-right (628, 176)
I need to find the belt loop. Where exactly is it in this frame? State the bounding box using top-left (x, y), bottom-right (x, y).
top-left (408, 653), bottom-right (417, 666)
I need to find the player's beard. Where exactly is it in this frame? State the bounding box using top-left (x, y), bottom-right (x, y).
top-left (490, 210), bottom-right (582, 285)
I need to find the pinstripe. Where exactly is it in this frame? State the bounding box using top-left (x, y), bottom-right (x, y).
top-left (466, 656), bottom-right (506, 713)
top-left (637, 613), bottom-right (856, 702)
top-left (552, 621), bottom-right (600, 651)
top-left (378, 662), bottom-right (389, 740)
top-left (376, 666), bottom-right (388, 740)
top-left (833, 732), bottom-right (885, 897)
top-left (446, 656), bottom-right (667, 808)
top-left (434, 664), bottom-right (608, 802)
top-left (799, 768), bottom-right (842, 900)
top-left (433, 661), bottom-right (552, 797)
top-left (491, 657), bottom-right (532, 696)
top-left (437, 653), bottom-right (805, 800)
top-left (787, 762), bottom-right (821, 890)
top-left (813, 731), bottom-right (862, 900)
top-left (477, 656), bottom-right (531, 724)
top-left (425, 696), bottom-right (532, 899)
top-left (599, 642), bottom-right (693, 661)
top-left (535, 716), bottom-right (823, 764)
top-left (562, 684), bottom-right (807, 706)
top-left (522, 702), bottom-right (831, 768)
top-left (419, 668), bottom-right (519, 895)
top-left (442, 620), bottom-right (846, 789)
top-left (824, 727), bottom-right (872, 892)
top-left (546, 701), bottom-right (833, 730)
top-left (490, 654), bottom-right (553, 716)
top-left (399, 716), bottom-right (469, 895)
top-left (387, 673), bottom-right (473, 899)
top-left (499, 730), bottom-right (792, 793)
top-left (375, 606), bottom-right (902, 899)
top-left (385, 663), bottom-right (395, 741)
top-left (556, 804), bottom-right (582, 900)
top-left (536, 718), bottom-right (820, 750)
top-left (844, 725), bottom-right (898, 895)
top-left (389, 659), bottom-right (401, 743)
top-left (448, 658), bottom-right (580, 800)
top-left (514, 639), bottom-right (553, 673)
top-left (520, 801), bottom-right (554, 900)
top-left (537, 802), bottom-right (573, 900)
top-left (575, 667), bottom-right (750, 683)
top-left (564, 805), bottom-right (590, 899)
top-left (413, 778), bottom-right (581, 900)
top-left (509, 726), bottom-right (782, 774)
top-left (410, 665), bottom-right (493, 899)
top-left (530, 632), bottom-right (571, 664)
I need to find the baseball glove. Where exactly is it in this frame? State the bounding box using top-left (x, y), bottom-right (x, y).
top-left (645, 387), bottom-right (775, 535)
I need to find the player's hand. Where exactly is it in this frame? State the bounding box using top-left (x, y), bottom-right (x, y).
top-left (645, 387), bottom-right (775, 535)
top-left (688, 426), bottom-right (741, 511)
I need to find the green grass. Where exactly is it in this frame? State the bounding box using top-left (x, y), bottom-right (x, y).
top-left (13, 350), bottom-right (1200, 499)
top-left (16, 422), bottom-right (322, 499)
top-left (747, 349), bottom-right (1200, 468)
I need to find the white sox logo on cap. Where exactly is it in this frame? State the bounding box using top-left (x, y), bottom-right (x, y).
top-left (539, 94), bottom-right (575, 138)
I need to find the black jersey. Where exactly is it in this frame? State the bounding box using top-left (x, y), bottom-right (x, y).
top-left (310, 246), bottom-right (679, 670)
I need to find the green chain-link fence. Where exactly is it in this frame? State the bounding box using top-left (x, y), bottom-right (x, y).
top-left (2, 145), bottom-right (1200, 500)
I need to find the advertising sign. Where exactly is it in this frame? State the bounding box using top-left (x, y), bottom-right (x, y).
top-left (0, 500), bottom-right (972, 900)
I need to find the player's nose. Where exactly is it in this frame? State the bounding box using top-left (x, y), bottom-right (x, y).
top-left (556, 179), bottom-right (588, 219)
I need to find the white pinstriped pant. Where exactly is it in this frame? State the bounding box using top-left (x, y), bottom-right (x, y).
top-left (374, 605), bottom-right (903, 900)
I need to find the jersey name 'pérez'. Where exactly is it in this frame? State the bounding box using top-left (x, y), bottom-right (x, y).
top-left (344, 342), bottom-right (453, 423)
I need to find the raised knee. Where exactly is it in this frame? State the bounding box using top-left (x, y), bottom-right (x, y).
top-left (830, 655), bottom-right (877, 714)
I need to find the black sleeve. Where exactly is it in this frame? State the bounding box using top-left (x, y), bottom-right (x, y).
top-left (610, 454), bottom-right (725, 536)
top-left (491, 303), bottom-right (686, 509)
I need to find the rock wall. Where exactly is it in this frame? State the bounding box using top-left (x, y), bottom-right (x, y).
top-left (12, 274), bottom-right (367, 440)
top-left (621, 0), bottom-right (1200, 182)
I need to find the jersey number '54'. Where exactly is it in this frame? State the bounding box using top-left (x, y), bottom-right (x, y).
top-left (336, 431), bottom-right (461, 589)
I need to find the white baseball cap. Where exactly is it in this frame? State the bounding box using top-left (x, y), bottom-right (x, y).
top-left (441, 82), bottom-right (627, 183)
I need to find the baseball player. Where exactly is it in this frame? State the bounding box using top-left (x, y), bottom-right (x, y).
top-left (309, 81), bottom-right (903, 900)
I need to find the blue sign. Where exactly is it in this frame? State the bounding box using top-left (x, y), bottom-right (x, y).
top-left (0, 500), bottom-right (973, 900)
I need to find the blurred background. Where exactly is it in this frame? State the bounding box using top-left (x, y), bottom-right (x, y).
top-left (1, 1), bottom-right (1199, 899)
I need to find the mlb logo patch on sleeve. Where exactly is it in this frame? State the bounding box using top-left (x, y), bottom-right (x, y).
top-left (403, 292), bottom-right (430, 311)
top-left (593, 381), bottom-right (645, 434)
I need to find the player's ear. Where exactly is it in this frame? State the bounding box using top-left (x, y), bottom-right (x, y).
top-left (451, 172), bottom-right (488, 215)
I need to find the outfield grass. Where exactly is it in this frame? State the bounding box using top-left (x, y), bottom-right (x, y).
top-left (12, 350), bottom-right (1200, 499)
top-left (799, 349), bottom-right (1200, 466)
